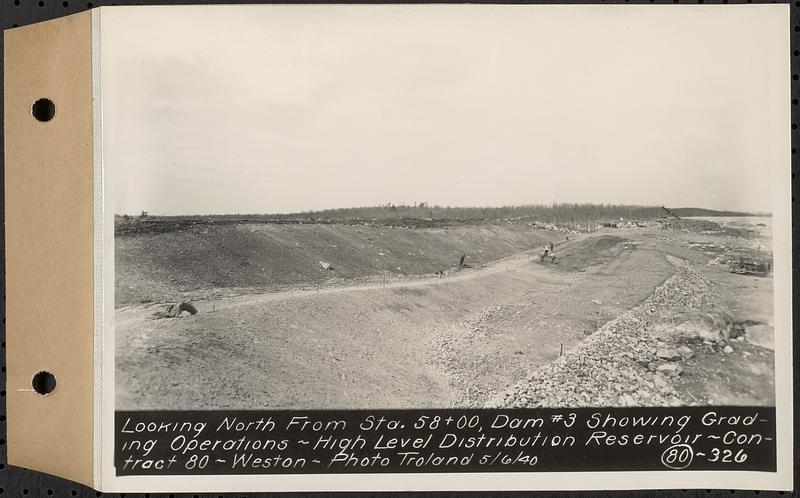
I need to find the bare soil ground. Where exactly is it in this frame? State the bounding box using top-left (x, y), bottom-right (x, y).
top-left (115, 223), bottom-right (559, 306)
top-left (115, 219), bottom-right (774, 409)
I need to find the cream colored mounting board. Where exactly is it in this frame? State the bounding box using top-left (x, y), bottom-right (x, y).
top-left (4, 11), bottom-right (94, 488)
top-left (2, 5), bottom-right (793, 493)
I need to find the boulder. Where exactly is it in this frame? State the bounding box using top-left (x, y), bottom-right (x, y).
top-left (676, 345), bottom-right (695, 360)
top-left (646, 307), bottom-right (733, 343)
top-left (656, 348), bottom-right (682, 361)
top-left (656, 363), bottom-right (683, 378)
top-left (176, 301), bottom-right (198, 315)
top-left (653, 374), bottom-right (672, 394)
top-left (319, 261), bottom-right (333, 270)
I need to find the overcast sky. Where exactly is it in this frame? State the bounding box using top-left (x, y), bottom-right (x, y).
top-left (101, 5), bottom-right (788, 215)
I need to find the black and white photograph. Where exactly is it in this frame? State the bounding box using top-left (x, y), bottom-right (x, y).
top-left (0, 2), bottom-right (792, 493)
top-left (107, 5), bottom-right (787, 413)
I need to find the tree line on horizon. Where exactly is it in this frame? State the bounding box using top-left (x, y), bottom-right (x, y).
top-left (117, 203), bottom-right (760, 224)
top-left (285, 203), bottom-right (667, 222)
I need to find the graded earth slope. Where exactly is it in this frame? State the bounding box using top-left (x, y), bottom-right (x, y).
top-left (116, 231), bottom-right (676, 409)
top-left (115, 220), bottom-right (775, 409)
top-left (115, 223), bottom-right (560, 306)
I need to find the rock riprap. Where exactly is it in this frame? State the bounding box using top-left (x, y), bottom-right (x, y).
top-left (488, 256), bottom-right (729, 408)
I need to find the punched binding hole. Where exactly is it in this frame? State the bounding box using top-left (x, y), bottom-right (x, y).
top-left (31, 98), bottom-right (55, 122)
top-left (32, 371), bottom-right (56, 395)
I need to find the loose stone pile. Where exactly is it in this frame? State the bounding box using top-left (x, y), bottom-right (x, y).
top-left (487, 256), bottom-right (727, 408)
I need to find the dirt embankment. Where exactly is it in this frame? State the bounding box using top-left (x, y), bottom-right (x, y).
top-left (115, 223), bottom-right (561, 307)
top-left (116, 233), bottom-right (675, 410)
top-left (115, 219), bottom-right (775, 410)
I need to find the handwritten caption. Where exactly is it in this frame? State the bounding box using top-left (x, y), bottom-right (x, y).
top-left (115, 407), bottom-right (775, 475)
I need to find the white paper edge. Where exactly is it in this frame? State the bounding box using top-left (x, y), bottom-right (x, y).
top-left (94, 4), bottom-right (794, 492)
top-left (91, 6), bottom-right (105, 492)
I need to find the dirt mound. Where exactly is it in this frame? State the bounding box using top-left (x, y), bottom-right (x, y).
top-left (646, 307), bottom-right (733, 343)
top-left (115, 222), bottom-right (558, 306)
top-left (547, 235), bottom-right (627, 272)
